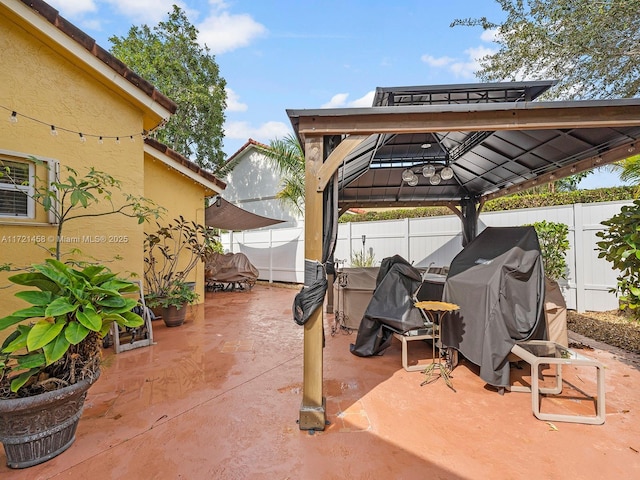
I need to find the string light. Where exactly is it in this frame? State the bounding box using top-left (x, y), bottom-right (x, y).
top-left (1, 104), bottom-right (154, 143)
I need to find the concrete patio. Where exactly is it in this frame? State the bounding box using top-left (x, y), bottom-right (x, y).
top-left (2, 284), bottom-right (639, 479)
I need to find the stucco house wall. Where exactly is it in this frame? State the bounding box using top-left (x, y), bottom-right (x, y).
top-left (0, 0), bottom-right (223, 318)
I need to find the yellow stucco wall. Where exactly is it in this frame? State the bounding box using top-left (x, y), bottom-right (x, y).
top-left (143, 155), bottom-right (209, 301)
top-left (0, 9), bottom-right (208, 322)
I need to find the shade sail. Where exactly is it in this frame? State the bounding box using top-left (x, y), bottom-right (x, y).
top-left (205, 197), bottom-right (285, 231)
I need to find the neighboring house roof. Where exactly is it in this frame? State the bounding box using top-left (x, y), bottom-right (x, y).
top-left (227, 139), bottom-right (269, 162)
top-left (3, 0), bottom-right (176, 131)
top-left (144, 137), bottom-right (226, 195)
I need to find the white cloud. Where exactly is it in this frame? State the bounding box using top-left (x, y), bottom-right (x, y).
top-left (421, 54), bottom-right (455, 68)
top-left (198, 11), bottom-right (267, 54)
top-left (104, 0), bottom-right (183, 24)
top-left (225, 88), bottom-right (248, 112)
top-left (321, 93), bottom-right (349, 108)
top-left (481, 28), bottom-right (500, 43)
top-left (349, 90), bottom-right (375, 107)
top-left (422, 44), bottom-right (496, 79)
top-left (321, 91), bottom-right (376, 109)
top-left (448, 45), bottom-right (496, 78)
top-left (48, 0), bottom-right (97, 16)
top-left (224, 120), bottom-right (290, 142)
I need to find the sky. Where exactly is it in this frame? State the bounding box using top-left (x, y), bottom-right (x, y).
top-left (44, 0), bottom-right (627, 189)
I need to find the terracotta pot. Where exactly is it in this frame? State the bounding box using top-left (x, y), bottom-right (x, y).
top-left (162, 304), bottom-right (187, 327)
top-left (0, 371), bottom-right (100, 469)
top-left (149, 305), bottom-right (163, 320)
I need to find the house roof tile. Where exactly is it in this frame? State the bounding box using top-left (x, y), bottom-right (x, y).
top-left (144, 137), bottom-right (226, 191)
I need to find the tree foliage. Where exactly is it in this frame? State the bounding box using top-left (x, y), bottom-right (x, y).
top-left (596, 199), bottom-right (640, 319)
top-left (256, 134), bottom-right (306, 215)
top-left (453, 0), bottom-right (640, 100)
top-left (110, 6), bottom-right (227, 172)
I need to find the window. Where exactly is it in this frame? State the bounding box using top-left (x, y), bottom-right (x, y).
top-left (0, 159), bottom-right (34, 218)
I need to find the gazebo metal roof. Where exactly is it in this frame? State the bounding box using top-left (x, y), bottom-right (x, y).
top-left (288, 81), bottom-right (640, 210)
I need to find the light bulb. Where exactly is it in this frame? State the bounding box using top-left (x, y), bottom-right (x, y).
top-left (98, 136), bottom-right (104, 144)
top-left (407, 174), bottom-right (419, 186)
top-left (429, 173), bottom-right (441, 185)
top-left (79, 133), bottom-right (86, 143)
top-left (440, 166), bottom-right (454, 180)
top-left (115, 137), bottom-right (120, 144)
top-left (402, 169), bottom-right (415, 182)
top-left (422, 165), bottom-right (435, 177)
top-left (9, 111), bottom-right (17, 123)
top-left (50, 125), bottom-right (58, 136)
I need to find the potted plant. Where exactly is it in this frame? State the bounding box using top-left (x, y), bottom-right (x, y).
top-left (0, 260), bottom-right (145, 467)
top-left (143, 217), bottom-right (216, 316)
top-left (158, 280), bottom-right (200, 327)
top-left (0, 160), bottom-right (161, 468)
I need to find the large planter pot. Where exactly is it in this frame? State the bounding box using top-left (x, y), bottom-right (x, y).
top-left (162, 304), bottom-right (187, 327)
top-left (0, 371), bottom-right (100, 469)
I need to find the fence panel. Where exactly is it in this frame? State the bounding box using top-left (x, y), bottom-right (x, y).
top-left (221, 201), bottom-right (631, 312)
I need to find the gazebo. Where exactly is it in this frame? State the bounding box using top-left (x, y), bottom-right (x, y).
top-left (286, 81), bottom-right (640, 431)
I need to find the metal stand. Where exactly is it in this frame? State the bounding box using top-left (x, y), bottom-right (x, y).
top-left (110, 280), bottom-right (154, 354)
top-left (416, 305), bottom-right (459, 392)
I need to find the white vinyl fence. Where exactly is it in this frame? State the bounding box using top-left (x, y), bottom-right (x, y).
top-left (221, 200), bottom-right (632, 313)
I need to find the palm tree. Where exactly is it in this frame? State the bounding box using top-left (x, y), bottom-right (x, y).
top-left (257, 134), bottom-right (305, 215)
top-left (603, 154), bottom-right (640, 196)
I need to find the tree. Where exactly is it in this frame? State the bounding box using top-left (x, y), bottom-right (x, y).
top-left (257, 134), bottom-right (306, 215)
top-left (0, 158), bottom-right (164, 261)
top-left (613, 155), bottom-right (640, 196)
top-left (453, 0), bottom-right (640, 100)
top-left (109, 6), bottom-right (227, 172)
top-left (596, 199), bottom-right (640, 319)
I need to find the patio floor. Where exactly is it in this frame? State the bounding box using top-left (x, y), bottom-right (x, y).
top-left (2, 284), bottom-right (640, 479)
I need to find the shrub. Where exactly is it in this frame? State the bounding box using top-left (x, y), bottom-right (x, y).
top-left (527, 221), bottom-right (570, 280)
top-left (596, 199), bottom-right (640, 320)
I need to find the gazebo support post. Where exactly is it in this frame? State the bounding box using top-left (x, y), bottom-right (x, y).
top-left (448, 197), bottom-right (482, 247)
top-left (298, 136), bottom-right (326, 431)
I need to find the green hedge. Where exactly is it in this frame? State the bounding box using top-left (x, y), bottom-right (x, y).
top-left (339, 187), bottom-right (636, 223)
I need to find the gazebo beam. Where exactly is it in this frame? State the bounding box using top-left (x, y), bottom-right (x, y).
top-left (293, 100), bottom-right (640, 137)
top-left (299, 136), bottom-right (326, 431)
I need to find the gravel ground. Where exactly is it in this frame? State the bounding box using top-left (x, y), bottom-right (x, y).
top-left (567, 310), bottom-right (640, 355)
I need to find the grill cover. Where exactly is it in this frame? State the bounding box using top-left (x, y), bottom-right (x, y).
top-left (442, 227), bottom-right (547, 387)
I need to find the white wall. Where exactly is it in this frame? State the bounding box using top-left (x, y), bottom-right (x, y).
top-left (221, 200), bottom-right (632, 313)
top-left (222, 146), bottom-right (302, 228)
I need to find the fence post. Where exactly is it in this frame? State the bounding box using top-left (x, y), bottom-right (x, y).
top-left (404, 218), bottom-right (410, 262)
top-left (269, 229), bottom-right (273, 283)
top-left (573, 203), bottom-right (586, 313)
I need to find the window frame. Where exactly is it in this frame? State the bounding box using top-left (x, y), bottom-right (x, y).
top-left (0, 158), bottom-right (35, 219)
top-left (0, 151), bottom-right (59, 224)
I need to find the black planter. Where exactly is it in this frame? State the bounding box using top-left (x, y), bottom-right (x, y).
top-left (0, 371), bottom-right (99, 469)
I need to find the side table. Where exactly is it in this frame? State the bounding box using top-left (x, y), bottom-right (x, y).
top-left (510, 340), bottom-right (605, 425)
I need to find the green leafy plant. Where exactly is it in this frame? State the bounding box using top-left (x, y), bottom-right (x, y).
top-left (0, 260), bottom-right (144, 396)
top-left (596, 199), bottom-right (640, 319)
top-left (158, 280), bottom-right (199, 310)
top-left (144, 217), bottom-right (216, 304)
top-left (527, 220), bottom-right (570, 280)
